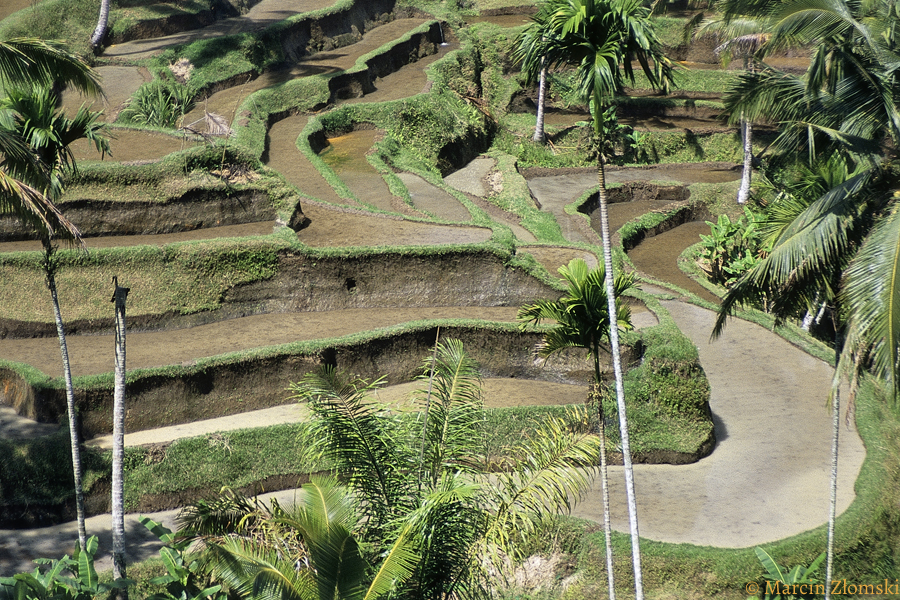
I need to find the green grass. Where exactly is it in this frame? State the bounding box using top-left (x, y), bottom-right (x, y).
top-left (0, 0), bottom-right (215, 57)
top-left (0, 429), bottom-right (109, 507)
top-left (121, 378), bottom-right (712, 511)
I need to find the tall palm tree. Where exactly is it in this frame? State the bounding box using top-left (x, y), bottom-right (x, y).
top-left (517, 2), bottom-right (674, 597)
top-left (686, 6), bottom-right (773, 204)
top-left (0, 84), bottom-right (108, 551)
top-left (111, 277), bottom-right (130, 593)
top-left (518, 257), bottom-right (635, 600)
top-left (91, 0), bottom-right (111, 50)
top-left (711, 0), bottom-right (900, 593)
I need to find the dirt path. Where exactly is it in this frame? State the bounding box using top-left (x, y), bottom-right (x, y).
top-left (573, 299), bottom-right (866, 546)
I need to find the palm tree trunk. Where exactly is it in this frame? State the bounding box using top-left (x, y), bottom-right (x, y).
top-left (43, 239), bottom-right (87, 550)
top-left (590, 346), bottom-right (616, 600)
top-left (533, 61), bottom-right (547, 144)
top-left (596, 156), bottom-right (643, 599)
top-left (737, 113), bottom-right (752, 204)
top-left (90, 0), bottom-right (110, 49)
top-left (112, 279), bottom-right (129, 592)
top-left (824, 328), bottom-right (842, 600)
top-left (737, 56), bottom-right (753, 205)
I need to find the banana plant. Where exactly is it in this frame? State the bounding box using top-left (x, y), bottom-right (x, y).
top-left (0, 536), bottom-right (132, 600)
top-left (139, 517), bottom-right (224, 600)
top-left (748, 547), bottom-right (826, 600)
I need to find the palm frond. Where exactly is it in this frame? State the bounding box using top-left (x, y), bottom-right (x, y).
top-left (0, 39), bottom-right (103, 98)
top-left (485, 406), bottom-right (599, 557)
top-left (841, 204), bottom-right (900, 388)
top-left (415, 338), bottom-right (485, 484)
top-left (290, 367), bottom-right (413, 527)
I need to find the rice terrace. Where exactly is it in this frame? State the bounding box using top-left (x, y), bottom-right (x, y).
top-left (0, 0), bottom-right (895, 597)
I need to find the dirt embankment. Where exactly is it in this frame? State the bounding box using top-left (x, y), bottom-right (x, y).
top-left (0, 189), bottom-right (278, 241)
top-left (0, 323), bottom-right (637, 439)
top-left (0, 248), bottom-right (556, 339)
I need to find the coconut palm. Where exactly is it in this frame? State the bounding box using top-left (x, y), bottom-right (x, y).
top-left (516, 2), bottom-right (674, 596)
top-left (518, 257), bottom-right (635, 600)
top-left (111, 277), bottom-right (130, 591)
top-left (0, 38), bottom-right (102, 244)
top-left (0, 85), bottom-right (108, 551)
top-left (687, 7), bottom-right (772, 204)
top-left (711, 0), bottom-right (900, 593)
top-left (91, 0), bottom-right (111, 50)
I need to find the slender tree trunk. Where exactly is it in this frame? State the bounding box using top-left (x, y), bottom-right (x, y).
top-left (90, 0), bottom-right (110, 49)
top-left (736, 56), bottom-right (753, 205)
top-left (824, 328), bottom-right (842, 600)
top-left (591, 348), bottom-right (616, 600)
top-left (596, 154), bottom-right (643, 599)
top-left (43, 239), bottom-right (86, 550)
top-left (533, 61), bottom-right (547, 144)
top-left (737, 113), bottom-right (752, 204)
top-left (111, 278), bottom-right (129, 592)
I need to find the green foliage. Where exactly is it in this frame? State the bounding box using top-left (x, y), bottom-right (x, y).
top-left (748, 547), bottom-right (825, 600)
top-left (0, 0), bottom-right (98, 56)
top-left (119, 80), bottom-right (197, 129)
top-left (0, 429), bottom-right (109, 508)
top-left (139, 517), bottom-right (224, 600)
top-left (700, 207), bottom-right (768, 287)
top-left (288, 341), bottom-right (600, 598)
top-left (519, 258), bottom-right (636, 382)
top-left (0, 536), bottom-right (132, 600)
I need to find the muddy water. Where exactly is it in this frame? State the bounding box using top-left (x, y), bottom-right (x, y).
top-left (266, 115), bottom-right (349, 205)
top-left (0, 0), bottom-right (37, 22)
top-left (69, 129), bottom-right (200, 163)
top-left (520, 245), bottom-right (598, 274)
top-left (322, 129), bottom-right (398, 212)
top-left (60, 66), bottom-right (151, 123)
top-left (627, 221), bottom-right (719, 303)
top-left (342, 42), bottom-right (456, 105)
top-left (264, 43), bottom-right (456, 206)
top-left (397, 173), bottom-right (471, 221)
top-left (0, 306), bottom-right (521, 378)
top-left (297, 203), bottom-right (490, 247)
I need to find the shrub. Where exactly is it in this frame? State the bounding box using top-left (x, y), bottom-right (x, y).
top-left (119, 80), bottom-right (197, 129)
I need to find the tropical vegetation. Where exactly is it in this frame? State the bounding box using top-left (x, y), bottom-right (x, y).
top-left (3, 0), bottom-right (900, 596)
top-left (170, 340), bottom-right (600, 600)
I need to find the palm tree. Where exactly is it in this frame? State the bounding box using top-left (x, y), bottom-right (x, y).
top-left (0, 84), bottom-right (108, 551)
top-left (711, 0), bottom-right (900, 593)
top-left (0, 38), bottom-right (103, 243)
top-left (91, 0), bottom-right (111, 50)
top-left (517, 2), bottom-right (674, 596)
top-left (178, 477), bottom-right (417, 600)
top-left (111, 277), bottom-right (130, 593)
top-left (689, 10), bottom-right (772, 204)
top-left (283, 340), bottom-right (600, 599)
top-left (518, 257), bottom-right (635, 600)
